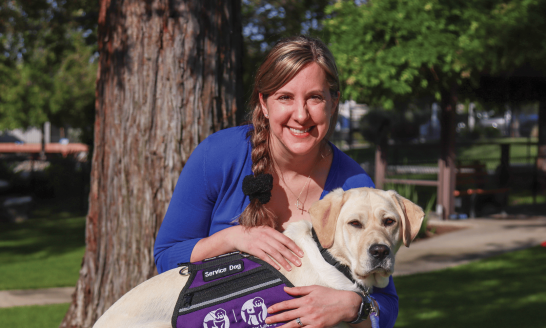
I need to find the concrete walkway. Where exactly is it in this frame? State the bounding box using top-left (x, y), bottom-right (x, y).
top-left (2, 216), bottom-right (545, 308)
top-left (0, 287), bottom-right (74, 308)
top-left (394, 216), bottom-right (546, 276)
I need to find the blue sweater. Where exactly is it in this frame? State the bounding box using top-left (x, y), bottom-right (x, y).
top-left (154, 125), bottom-right (398, 328)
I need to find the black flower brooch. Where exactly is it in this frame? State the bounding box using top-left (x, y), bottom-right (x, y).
top-left (242, 173), bottom-right (273, 204)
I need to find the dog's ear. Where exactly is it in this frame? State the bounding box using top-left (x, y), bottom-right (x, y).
top-left (309, 188), bottom-right (348, 249)
top-left (389, 191), bottom-right (425, 247)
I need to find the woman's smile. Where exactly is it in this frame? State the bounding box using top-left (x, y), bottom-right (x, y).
top-left (288, 126), bottom-right (313, 136)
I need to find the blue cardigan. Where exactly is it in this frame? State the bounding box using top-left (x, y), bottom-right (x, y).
top-left (154, 125), bottom-right (398, 328)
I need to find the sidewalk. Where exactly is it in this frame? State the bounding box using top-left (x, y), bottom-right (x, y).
top-left (394, 216), bottom-right (546, 276)
top-left (2, 216), bottom-right (545, 308)
top-left (0, 287), bottom-right (74, 308)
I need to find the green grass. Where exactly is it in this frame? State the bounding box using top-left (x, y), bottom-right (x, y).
top-left (0, 303), bottom-right (70, 328)
top-left (509, 191), bottom-right (546, 206)
top-left (395, 246), bottom-right (546, 328)
top-left (0, 210), bottom-right (86, 290)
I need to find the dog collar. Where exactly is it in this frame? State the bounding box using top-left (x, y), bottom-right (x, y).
top-left (310, 228), bottom-right (379, 324)
top-left (310, 228), bottom-right (367, 292)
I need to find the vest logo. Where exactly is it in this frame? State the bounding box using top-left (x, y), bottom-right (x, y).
top-left (241, 297), bottom-right (267, 326)
top-left (203, 260), bottom-right (245, 282)
top-left (203, 308), bottom-right (230, 328)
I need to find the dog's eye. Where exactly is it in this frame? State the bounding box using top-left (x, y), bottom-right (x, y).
top-left (383, 218), bottom-right (395, 226)
top-left (349, 220), bottom-right (363, 229)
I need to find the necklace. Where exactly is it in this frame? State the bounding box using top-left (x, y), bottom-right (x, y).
top-left (271, 144), bottom-right (331, 212)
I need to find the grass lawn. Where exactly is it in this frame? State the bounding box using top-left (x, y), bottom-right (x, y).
top-left (395, 246), bottom-right (546, 327)
top-left (0, 303), bottom-right (70, 328)
top-left (0, 208), bottom-right (86, 290)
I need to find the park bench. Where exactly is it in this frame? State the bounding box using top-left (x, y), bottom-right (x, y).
top-left (454, 161), bottom-right (510, 218)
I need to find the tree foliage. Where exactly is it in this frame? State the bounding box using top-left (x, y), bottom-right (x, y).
top-left (0, 0), bottom-right (98, 144)
top-left (241, 0), bottom-right (331, 114)
top-left (324, 0), bottom-right (546, 109)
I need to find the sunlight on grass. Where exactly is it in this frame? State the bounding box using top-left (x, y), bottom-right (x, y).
top-left (509, 192), bottom-right (546, 206)
top-left (0, 303), bottom-right (70, 328)
top-left (0, 247), bottom-right (85, 290)
top-left (414, 311), bottom-right (442, 320)
top-left (0, 216), bottom-right (85, 290)
top-left (395, 246), bottom-right (546, 328)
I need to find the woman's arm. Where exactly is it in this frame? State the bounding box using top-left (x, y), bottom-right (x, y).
top-left (154, 138), bottom-right (215, 273)
top-left (191, 225), bottom-right (304, 271)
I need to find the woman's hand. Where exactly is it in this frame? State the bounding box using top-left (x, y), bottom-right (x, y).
top-left (265, 286), bottom-right (365, 328)
top-left (228, 225), bottom-right (304, 271)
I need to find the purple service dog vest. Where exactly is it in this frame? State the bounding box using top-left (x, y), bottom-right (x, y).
top-left (172, 252), bottom-right (295, 328)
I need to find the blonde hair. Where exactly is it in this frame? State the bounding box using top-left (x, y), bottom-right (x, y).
top-left (239, 35), bottom-right (340, 228)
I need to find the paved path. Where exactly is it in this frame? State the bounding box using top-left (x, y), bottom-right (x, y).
top-left (2, 216), bottom-right (545, 308)
top-left (0, 287), bottom-right (74, 308)
top-left (394, 216), bottom-right (546, 276)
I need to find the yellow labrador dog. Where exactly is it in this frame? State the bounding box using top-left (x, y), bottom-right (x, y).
top-left (94, 187), bottom-right (424, 328)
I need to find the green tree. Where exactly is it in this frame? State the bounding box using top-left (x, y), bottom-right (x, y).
top-left (0, 0), bottom-right (98, 144)
top-left (323, 0), bottom-right (546, 108)
top-left (49, 33), bottom-right (97, 146)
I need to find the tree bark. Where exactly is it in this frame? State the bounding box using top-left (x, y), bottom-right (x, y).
top-left (61, 1), bottom-right (242, 327)
top-left (40, 123), bottom-right (46, 160)
top-left (437, 87), bottom-right (457, 220)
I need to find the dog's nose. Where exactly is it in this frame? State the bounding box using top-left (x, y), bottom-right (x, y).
top-left (369, 244), bottom-right (390, 260)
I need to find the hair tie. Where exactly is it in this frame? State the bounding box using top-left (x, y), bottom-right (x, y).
top-left (242, 173), bottom-right (273, 204)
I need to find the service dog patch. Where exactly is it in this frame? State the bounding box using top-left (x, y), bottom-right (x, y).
top-left (202, 260), bottom-right (244, 282)
top-left (173, 253), bottom-right (294, 328)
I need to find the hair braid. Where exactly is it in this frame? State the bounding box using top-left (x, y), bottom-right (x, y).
top-left (238, 107), bottom-right (277, 228)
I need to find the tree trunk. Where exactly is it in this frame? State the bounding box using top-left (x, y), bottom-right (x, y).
top-left (537, 101), bottom-right (546, 192)
top-left (40, 123), bottom-right (46, 160)
top-left (60, 1), bottom-right (242, 327)
top-left (437, 87), bottom-right (457, 220)
top-left (374, 143), bottom-right (387, 190)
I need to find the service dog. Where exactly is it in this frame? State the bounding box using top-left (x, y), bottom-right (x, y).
top-left (94, 187), bottom-right (424, 328)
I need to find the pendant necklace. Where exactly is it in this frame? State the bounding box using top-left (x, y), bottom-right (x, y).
top-left (272, 145), bottom-right (331, 212)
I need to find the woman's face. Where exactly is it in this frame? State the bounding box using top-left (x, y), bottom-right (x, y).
top-left (260, 62), bottom-right (338, 158)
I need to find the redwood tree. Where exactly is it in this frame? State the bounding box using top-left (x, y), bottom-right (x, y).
top-left (61, 1), bottom-right (242, 327)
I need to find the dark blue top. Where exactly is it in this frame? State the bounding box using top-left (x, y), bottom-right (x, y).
top-left (154, 125), bottom-right (398, 328)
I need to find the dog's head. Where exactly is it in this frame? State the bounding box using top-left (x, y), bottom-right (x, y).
top-left (214, 309), bottom-right (227, 320)
top-left (253, 297), bottom-right (264, 307)
top-left (309, 187), bottom-right (424, 288)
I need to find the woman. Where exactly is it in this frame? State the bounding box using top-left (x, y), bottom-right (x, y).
top-left (154, 35), bottom-right (398, 328)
